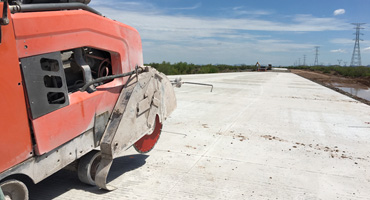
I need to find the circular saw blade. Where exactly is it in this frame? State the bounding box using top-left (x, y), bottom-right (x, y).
top-left (133, 116), bottom-right (162, 153)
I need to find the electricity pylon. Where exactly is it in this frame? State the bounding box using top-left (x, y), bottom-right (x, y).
top-left (314, 46), bottom-right (319, 66)
top-left (350, 23), bottom-right (365, 66)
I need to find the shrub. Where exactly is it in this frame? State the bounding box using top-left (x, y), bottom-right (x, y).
top-left (147, 62), bottom-right (255, 75)
top-left (289, 65), bottom-right (370, 78)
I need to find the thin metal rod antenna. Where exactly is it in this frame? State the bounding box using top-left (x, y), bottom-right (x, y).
top-left (182, 82), bottom-right (213, 92)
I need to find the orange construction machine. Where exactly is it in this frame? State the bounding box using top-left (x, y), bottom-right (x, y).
top-left (0, 0), bottom-right (177, 199)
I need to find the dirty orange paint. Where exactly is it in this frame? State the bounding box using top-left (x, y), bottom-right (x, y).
top-left (0, 3), bottom-right (33, 173)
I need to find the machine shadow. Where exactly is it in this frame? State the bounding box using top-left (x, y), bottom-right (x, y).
top-left (107, 153), bottom-right (149, 183)
top-left (28, 153), bottom-right (148, 200)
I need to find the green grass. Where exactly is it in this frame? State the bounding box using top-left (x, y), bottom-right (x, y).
top-left (290, 65), bottom-right (370, 78)
top-left (146, 61), bottom-right (257, 75)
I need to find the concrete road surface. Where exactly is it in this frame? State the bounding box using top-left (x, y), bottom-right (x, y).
top-left (29, 72), bottom-right (370, 199)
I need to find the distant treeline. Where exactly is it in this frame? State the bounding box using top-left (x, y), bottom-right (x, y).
top-left (290, 66), bottom-right (370, 78)
top-left (147, 61), bottom-right (257, 75)
top-left (146, 61), bottom-right (370, 78)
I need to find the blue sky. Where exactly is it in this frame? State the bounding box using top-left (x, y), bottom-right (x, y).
top-left (90, 0), bottom-right (370, 66)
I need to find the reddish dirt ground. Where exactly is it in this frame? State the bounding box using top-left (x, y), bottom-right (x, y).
top-left (291, 69), bottom-right (370, 106)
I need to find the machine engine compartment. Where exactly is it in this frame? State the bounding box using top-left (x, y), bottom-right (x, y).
top-left (20, 47), bottom-right (113, 119)
top-left (62, 47), bottom-right (113, 93)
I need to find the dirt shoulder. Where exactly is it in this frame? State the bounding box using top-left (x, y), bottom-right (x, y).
top-left (291, 69), bottom-right (370, 106)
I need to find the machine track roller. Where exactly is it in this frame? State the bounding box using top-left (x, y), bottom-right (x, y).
top-left (78, 150), bottom-right (102, 186)
top-left (0, 179), bottom-right (29, 200)
top-left (133, 116), bottom-right (162, 153)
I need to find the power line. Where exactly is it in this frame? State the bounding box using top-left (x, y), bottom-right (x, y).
top-left (303, 55), bottom-right (306, 66)
top-left (350, 23), bottom-right (365, 66)
top-left (337, 59), bottom-right (342, 66)
top-left (314, 46), bottom-right (319, 66)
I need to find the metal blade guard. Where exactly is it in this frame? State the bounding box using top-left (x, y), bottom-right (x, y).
top-left (95, 66), bottom-right (176, 190)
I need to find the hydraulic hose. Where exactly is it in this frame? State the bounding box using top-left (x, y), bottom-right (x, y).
top-left (80, 67), bottom-right (146, 92)
top-left (9, 2), bottom-right (101, 15)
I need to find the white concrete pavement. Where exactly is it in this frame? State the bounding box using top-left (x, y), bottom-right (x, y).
top-left (30, 72), bottom-right (370, 199)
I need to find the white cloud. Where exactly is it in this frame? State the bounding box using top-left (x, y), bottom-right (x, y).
top-left (90, 1), bottom-right (156, 12)
top-left (95, 8), bottom-right (349, 38)
top-left (333, 9), bottom-right (345, 16)
top-left (330, 38), bottom-right (353, 44)
top-left (232, 6), bottom-right (273, 16)
top-left (292, 14), bottom-right (349, 31)
top-left (170, 3), bottom-right (202, 10)
top-left (88, 1), bottom-right (354, 65)
top-left (91, 1), bottom-right (349, 33)
top-left (331, 38), bottom-right (370, 46)
top-left (364, 47), bottom-right (370, 51)
top-left (330, 49), bottom-right (346, 53)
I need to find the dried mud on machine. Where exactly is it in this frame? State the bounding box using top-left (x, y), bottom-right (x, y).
top-left (0, 0), bottom-right (178, 199)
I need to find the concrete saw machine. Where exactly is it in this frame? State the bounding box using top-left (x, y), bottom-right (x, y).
top-left (0, 0), bottom-right (177, 198)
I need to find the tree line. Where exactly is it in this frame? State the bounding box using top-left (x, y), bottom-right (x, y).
top-left (147, 61), bottom-right (257, 75)
top-left (146, 61), bottom-right (370, 78)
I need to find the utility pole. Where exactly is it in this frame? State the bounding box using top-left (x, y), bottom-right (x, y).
top-left (314, 46), bottom-right (319, 66)
top-left (303, 55), bottom-right (306, 66)
top-left (337, 59), bottom-right (342, 66)
top-left (343, 61), bottom-right (347, 66)
top-left (350, 23), bottom-right (365, 66)
top-left (298, 58), bottom-right (301, 66)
